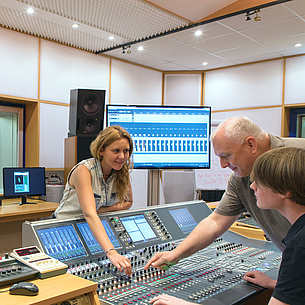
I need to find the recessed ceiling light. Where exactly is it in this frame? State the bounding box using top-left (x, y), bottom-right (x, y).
top-left (195, 30), bottom-right (203, 36)
top-left (27, 7), bottom-right (34, 14)
top-left (295, 43), bottom-right (302, 47)
top-left (202, 62), bottom-right (208, 66)
top-left (109, 36), bottom-right (115, 40)
top-left (72, 24), bottom-right (79, 28)
top-left (138, 46), bottom-right (144, 51)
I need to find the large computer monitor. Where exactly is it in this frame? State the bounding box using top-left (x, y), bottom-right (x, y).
top-left (106, 105), bottom-right (211, 169)
top-left (3, 167), bottom-right (46, 205)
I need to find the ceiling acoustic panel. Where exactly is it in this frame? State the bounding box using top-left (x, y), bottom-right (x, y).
top-left (0, 0), bottom-right (189, 52)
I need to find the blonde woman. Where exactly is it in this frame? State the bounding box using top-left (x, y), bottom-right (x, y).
top-left (55, 126), bottom-right (133, 275)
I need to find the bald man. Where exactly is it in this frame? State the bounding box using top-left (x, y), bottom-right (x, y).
top-left (145, 116), bottom-right (305, 271)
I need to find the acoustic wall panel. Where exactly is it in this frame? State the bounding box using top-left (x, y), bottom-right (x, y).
top-left (211, 107), bottom-right (282, 138)
top-left (205, 60), bottom-right (283, 111)
top-left (39, 103), bottom-right (69, 168)
top-left (285, 56), bottom-right (305, 105)
top-left (111, 60), bottom-right (162, 105)
top-left (0, 28), bottom-right (39, 99)
top-left (40, 40), bottom-right (109, 104)
top-left (162, 170), bottom-right (195, 204)
top-left (130, 170), bottom-right (148, 209)
top-left (164, 74), bottom-right (201, 106)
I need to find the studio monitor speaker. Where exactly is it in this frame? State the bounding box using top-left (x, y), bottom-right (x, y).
top-left (76, 135), bottom-right (96, 163)
top-left (69, 89), bottom-right (105, 136)
top-left (64, 134), bottom-right (96, 183)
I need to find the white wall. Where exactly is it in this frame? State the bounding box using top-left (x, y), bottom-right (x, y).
top-left (162, 60), bottom-right (285, 198)
top-left (211, 108), bottom-right (282, 136)
top-left (2, 26), bottom-right (305, 205)
top-left (0, 28), bottom-right (39, 99)
top-left (164, 74), bottom-right (201, 106)
top-left (111, 60), bottom-right (162, 105)
top-left (0, 29), bottom-right (163, 208)
top-left (40, 40), bottom-right (110, 104)
top-left (39, 103), bottom-right (69, 168)
top-left (205, 60), bottom-right (283, 111)
top-left (285, 56), bottom-right (305, 105)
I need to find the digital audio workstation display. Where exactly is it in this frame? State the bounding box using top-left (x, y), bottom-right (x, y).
top-left (36, 225), bottom-right (87, 261)
top-left (120, 215), bottom-right (157, 244)
top-left (169, 207), bottom-right (198, 234)
top-left (3, 167), bottom-right (46, 204)
top-left (77, 220), bottom-right (121, 254)
top-left (106, 105), bottom-right (211, 169)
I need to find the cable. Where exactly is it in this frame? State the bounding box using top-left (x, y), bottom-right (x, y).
top-left (0, 289), bottom-right (9, 293)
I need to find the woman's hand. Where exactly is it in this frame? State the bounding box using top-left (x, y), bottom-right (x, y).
top-left (107, 250), bottom-right (132, 277)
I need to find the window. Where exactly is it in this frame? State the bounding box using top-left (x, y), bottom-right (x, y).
top-left (289, 108), bottom-right (305, 138)
top-left (0, 103), bottom-right (24, 194)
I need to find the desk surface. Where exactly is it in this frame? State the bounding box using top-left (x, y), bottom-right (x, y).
top-left (0, 199), bottom-right (59, 256)
top-left (0, 199), bottom-right (59, 224)
top-left (0, 273), bottom-right (99, 305)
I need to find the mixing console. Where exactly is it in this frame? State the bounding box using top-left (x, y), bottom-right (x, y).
top-left (0, 257), bottom-right (38, 287)
top-left (22, 200), bottom-right (281, 305)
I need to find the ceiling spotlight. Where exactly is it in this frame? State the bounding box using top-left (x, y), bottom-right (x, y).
top-left (137, 46), bottom-right (144, 51)
top-left (195, 30), bottom-right (203, 37)
top-left (254, 10), bottom-right (261, 22)
top-left (202, 62), bottom-right (208, 66)
top-left (246, 10), bottom-right (261, 22)
top-left (109, 36), bottom-right (115, 40)
top-left (295, 43), bottom-right (302, 47)
top-left (72, 23), bottom-right (79, 28)
top-left (27, 7), bottom-right (34, 14)
top-left (122, 45), bottom-right (131, 54)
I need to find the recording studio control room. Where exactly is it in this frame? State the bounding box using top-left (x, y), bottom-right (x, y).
top-left (1, 1), bottom-right (305, 304)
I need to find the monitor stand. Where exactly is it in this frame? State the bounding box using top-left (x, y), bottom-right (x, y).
top-left (147, 169), bottom-right (161, 206)
top-left (19, 196), bottom-right (38, 206)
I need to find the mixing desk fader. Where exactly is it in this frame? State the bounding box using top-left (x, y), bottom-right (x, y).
top-left (22, 200), bottom-right (281, 305)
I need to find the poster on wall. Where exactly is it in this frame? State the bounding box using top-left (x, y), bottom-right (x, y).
top-left (194, 157), bottom-right (231, 191)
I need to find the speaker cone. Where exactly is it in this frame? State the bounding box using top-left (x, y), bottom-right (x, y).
top-left (80, 92), bottom-right (102, 115)
top-left (81, 119), bottom-right (99, 134)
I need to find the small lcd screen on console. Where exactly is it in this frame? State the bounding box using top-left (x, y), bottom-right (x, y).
top-left (77, 220), bottom-right (121, 254)
top-left (37, 225), bottom-right (87, 261)
top-left (120, 214), bottom-right (157, 244)
top-left (169, 207), bottom-right (198, 234)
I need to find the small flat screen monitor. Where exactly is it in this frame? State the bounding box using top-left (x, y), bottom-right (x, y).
top-left (3, 167), bottom-right (46, 205)
top-left (77, 220), bottom-right (121, 255)
top-left (106, 105), bottom-right (211, 169)
top-left (36, 224), bottom-right (88, 261)
top-left (119, 214), bottom-right (158, 245)
top-left (168, 207), bottom-right (198, 235)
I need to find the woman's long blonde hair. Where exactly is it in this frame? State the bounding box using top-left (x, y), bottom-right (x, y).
top-left (90, 126), bottom-right (133, 203)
